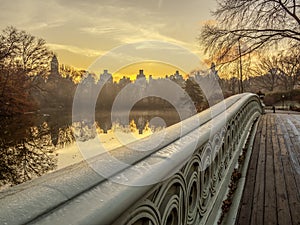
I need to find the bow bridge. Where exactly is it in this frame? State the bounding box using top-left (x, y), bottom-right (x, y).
top-left (1, 93), bottom-right (299, 225)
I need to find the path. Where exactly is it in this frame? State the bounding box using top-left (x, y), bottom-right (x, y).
top-left (236, 113), bottom-right (300, 225)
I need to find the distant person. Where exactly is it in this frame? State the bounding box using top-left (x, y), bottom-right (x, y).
top-left (272, 105), bottom-right (275, 113)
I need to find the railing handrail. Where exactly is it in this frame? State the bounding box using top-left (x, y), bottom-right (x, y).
top-left (0, 93), bottom-right (263, 225)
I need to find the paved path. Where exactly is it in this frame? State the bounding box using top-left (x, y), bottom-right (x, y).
top-left (236, 113), bottom-right (300, 225)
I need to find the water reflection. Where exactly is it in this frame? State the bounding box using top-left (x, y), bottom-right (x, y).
top-left (0, 109), bottom-right (180, 189)
top-left (0, 116), bottom-right (58, 187)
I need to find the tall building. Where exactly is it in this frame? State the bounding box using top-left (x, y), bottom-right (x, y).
top-left (136, 70), bottom-right (146, 80)
top-left (50, 54), bottom-right (59, 76)
top-left (135, 69), bottom-right (147, 87)
top-left (47, 54), bottom-right (60, 84)
top-left (170, 70), bottom-right (185, 88)
top-left (119, 76), bottom-right (131, 86)
top-left (99, 69), bottom-right (113, 84)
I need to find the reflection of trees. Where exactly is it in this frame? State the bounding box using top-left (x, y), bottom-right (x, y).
top-left (0, 121), bottom-right (57, 186)
top-left (72, 121), bottom-right (97, 141)
top-left (44, 113), bottom-right (74, 147)
top-left (0, 115), bottom-right (75, 187)
top-left (56, 125), bottom-right (74, 148)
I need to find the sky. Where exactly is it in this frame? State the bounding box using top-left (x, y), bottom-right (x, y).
top-left (0, 0), bottom-right (217, 78)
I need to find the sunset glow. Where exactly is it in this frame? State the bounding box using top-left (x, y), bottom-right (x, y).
top-left (112, 61), bottom-right (188, 81)
top-left (0, 0), bottom-right (217, 72)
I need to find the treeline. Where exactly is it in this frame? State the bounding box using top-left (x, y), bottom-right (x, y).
top-left (72, 73), bottom-right (209, 119)
top-left (0, 26), bottom-right (209, 116)
top-left (218, 49), bottom-right (300, 95)
top-left (1, 25), bottom-right (299, 117)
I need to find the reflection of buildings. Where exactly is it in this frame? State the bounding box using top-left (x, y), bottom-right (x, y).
top-left (136, 117), bottom-right (146, 134)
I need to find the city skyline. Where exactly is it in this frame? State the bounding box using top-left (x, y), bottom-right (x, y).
top-left (0, 0), bottom-right (217, 74)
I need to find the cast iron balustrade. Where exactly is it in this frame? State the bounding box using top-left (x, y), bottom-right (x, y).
top-left (0, 93), bottom-right (263, 225)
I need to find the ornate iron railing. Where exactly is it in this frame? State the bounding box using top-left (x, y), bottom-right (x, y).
top-left (0, 93), bottom-right (263, 225)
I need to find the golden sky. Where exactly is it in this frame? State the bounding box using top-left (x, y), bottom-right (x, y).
top-left (113, 62), bottom-right (187, 81)
top-left (0, 0), bottom-right (217, 76)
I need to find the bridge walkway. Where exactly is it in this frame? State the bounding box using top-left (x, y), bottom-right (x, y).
top-left (236, 113), bottom-right (300, 225)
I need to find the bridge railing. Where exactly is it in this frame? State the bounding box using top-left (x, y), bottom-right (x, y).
top-left (0, 93), bottom-right (263, 225)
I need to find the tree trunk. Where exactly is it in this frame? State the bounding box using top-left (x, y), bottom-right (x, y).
top-left (238, 40), bottom-right (243, 93)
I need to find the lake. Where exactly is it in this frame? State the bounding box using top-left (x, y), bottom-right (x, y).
top-left (0, 109), bottom-right (182, 190)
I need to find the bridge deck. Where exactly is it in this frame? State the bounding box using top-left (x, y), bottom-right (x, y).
top-left (236, 113), bottom-right (300, 225)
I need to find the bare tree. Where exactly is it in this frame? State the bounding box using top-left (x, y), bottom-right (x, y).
top-left (277, 47), bottom-right (300, 90)
top-left (200, 0), bottom-right (300, 62)
top-left (0, 26), bottom-right (52, 115)
top-left (252, 54), bottom-right (281, 91)
top-left (201, 30), bottom-right (256, 93)
top-left (0, 26), bottom-right (21, 61)
top-left (19, 32), bottom-right (51, 78)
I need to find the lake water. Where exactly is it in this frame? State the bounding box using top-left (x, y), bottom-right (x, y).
top-left (0, 109), bottom-right (181, 189)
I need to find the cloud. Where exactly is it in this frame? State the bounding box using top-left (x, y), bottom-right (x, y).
top-left (47, 43), bottom-right (105, 58)
top-left (87, 40), bottom-right (203, 76)
top-left (78, 16), bottom-right (189, 48)
top-left (25, 20), bottom-right (65, 31)
top-left (80, 26), bottom-right (121, 36)
top-left (0, 0), bottom-right (216, 69)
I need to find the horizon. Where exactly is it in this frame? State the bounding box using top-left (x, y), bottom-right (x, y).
top-left (0, 0), bottom-right (217, 74)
